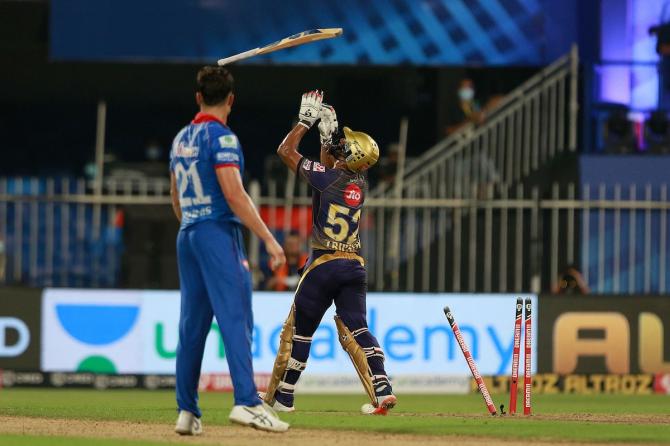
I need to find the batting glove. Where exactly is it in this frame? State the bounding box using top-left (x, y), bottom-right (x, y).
top-left (298, 90), bottom-right (323, 129)
top-left (318, 104), bottom-right (339, 145)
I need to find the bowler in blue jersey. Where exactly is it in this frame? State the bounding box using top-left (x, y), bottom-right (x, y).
top-left (169, 66), bottom-right (289, 435)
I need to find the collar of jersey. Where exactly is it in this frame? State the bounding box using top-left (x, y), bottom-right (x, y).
top-left (192, 112), bottom-right (228, 127)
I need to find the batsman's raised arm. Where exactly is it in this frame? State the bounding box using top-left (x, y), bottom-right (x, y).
top-left (277, 90), bottom-right (323, 171)
top-left (277, 125), bottom-right (308, 172)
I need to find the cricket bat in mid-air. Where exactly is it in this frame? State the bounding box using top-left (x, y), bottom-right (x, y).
top-left (217, 28), bottom-right (343, 65)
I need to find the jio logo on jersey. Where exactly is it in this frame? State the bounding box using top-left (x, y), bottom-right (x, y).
top-left (344, 184), bottom-right (362, 207)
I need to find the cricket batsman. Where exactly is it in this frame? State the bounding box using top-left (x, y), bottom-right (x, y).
top-left (169, 66), bottom-right (289, 434)
top-left (262, 90), bottom-right (397, 415)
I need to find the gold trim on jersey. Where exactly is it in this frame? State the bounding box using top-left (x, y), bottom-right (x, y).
top-left (311, 240), bottom-right (361, 253)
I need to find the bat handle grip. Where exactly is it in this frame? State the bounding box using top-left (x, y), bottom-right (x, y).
top-left (217, 48), bottom-right (260, 66)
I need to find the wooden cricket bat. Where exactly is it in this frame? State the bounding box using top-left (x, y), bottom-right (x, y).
top-left (217, 28), bottom-right (343, 65)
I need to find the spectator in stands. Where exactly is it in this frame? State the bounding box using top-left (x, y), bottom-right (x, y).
top-left (552, 264), bottom-right (590, 295)
top-left (446, 79), bottom-right (484, 135)
top-left (445, 78), bottom-right (505, 136)
top-left (266, 231), bottom-right (308, 291)
top-left (603, 108), bottom-right (637, 153)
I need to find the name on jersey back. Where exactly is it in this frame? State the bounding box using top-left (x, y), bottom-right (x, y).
top-left (182, 206), bottom-right (213, 220)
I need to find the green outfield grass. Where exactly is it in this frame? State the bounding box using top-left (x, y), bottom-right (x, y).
top-left (0, 389), bottom-right (669, 445)
top-left (0, 436), bottom-right (169, 446)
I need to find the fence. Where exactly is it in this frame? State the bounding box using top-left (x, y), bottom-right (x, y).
top-left (0, 177), bottom-right (170, 288)
top-left (372, 45), bottom-right (579, 199)
top-left (259, 179), bottom-right (670, 294)
top-left (1, 175), bottom-right (668, 294)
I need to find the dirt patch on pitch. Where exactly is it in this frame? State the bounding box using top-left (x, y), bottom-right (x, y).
top-left (396, 412), bottom-right (670, 425)
top-left (0, 415), bottom-right (663, 446)
top-left (530, 413), bottom-right (670, 425)
top-left (2, 416), bottom-right (448, 446)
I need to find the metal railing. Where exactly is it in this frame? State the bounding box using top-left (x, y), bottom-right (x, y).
top-left (2, 175), bottom-right (668, 295)
top-left (372, 45), bottom-right (579, 199)
top-left (256, 179), bottom-right (669, 294)
top-left (0, 177), bottom-right (170, 288)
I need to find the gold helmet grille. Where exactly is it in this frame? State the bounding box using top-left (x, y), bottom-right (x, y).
top-left (342, 127), bottom-right (380, 172)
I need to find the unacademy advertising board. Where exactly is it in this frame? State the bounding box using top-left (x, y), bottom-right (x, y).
top-left (42, 289), bottom-right (144, 373)
top-left (41, 290), bottom-right (536, 378)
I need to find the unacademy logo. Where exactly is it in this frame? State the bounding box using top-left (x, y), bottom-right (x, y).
top-left (56, 304), bottom-right (139, 373)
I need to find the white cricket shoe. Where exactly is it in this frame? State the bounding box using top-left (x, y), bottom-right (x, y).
top-left (229, 402), bottom-right (290, 432)
top-left (258, 392), bottom-right (296, 413)
top-left (360, 394), bottom-right (397, 416)
top-left (175, 410), bottom-right (202, 435)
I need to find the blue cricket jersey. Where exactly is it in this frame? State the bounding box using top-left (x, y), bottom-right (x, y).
top-left (170, 112), bottom-right (245, 229)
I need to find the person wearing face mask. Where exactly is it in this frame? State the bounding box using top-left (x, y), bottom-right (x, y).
top-left (552, 264), bottom-right (590, 295)
top-left (446, 78), bottom-right (485, 135)
top-left (446, 78), bottom-right (506, 197)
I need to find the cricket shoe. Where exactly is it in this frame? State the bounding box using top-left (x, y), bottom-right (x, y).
top-left (257, 392), bottom-right (296, 413)
top-left (229, 402), bottom-right (290, 433)
top-left (360, 394), bottom-right (397, 416)
top-left (174, 410), bottom-right (202, 435)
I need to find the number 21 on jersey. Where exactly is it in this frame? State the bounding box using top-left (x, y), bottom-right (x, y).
top-left (174, 161), bottom-right (212, 207)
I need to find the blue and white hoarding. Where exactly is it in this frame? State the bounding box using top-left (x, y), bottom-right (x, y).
top-left (41, 289), bottom-right (536, 393)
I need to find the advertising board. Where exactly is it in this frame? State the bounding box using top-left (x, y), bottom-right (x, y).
top-left (0, 288), bottom-right (42, 371)
top-left (41, 290), bottom-right (537, 390)
top-left (538, 296), bottom-right (670, 374)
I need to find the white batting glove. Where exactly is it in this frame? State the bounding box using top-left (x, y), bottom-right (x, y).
top-left (318, 104), bottom-right (339, 145)
top-left (298, 90), bottom-right (323, 129)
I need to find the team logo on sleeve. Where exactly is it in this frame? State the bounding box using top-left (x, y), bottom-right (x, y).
top-left (313, 162), bottom-right (325, 172)
top-left (302, 160), bottom-right (312, 170)
top-left (216, 151), bottom-right (239, 163)
top-left (218, 135), bottom-right (238, 148)
top-left (344, 183), bottom-right (362, 206)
